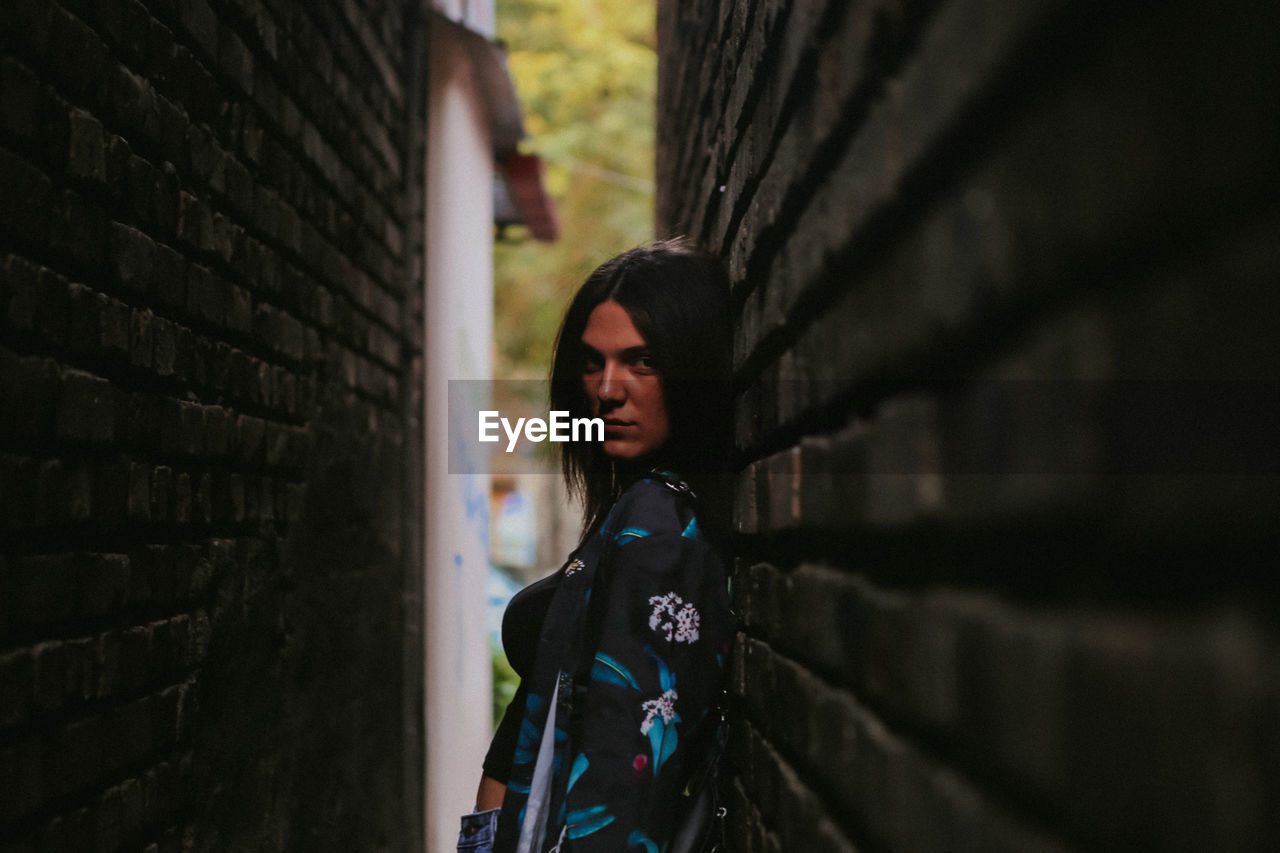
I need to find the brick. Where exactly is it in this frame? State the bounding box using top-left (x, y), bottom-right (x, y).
top-left (150, 466), bottom-right (173, 523)
top-left (95, 0), bottom-right (129, 52)
top-left (111, 222), bottom-right (157, 297)
top-left (190, 609), bottom-right (211, 663)
top-left (44, 715), bottom-right (104, 799)
top-left (105, 133), bottom-right (134, 204)
top-left (154, 243), bottom-right (185, 311)
top-left (92, 455), bottom-right (130, 525)
top-left (97, 785), bottom-right (125, 853)
top-left (2, 254), bottom-right (38, 333)
top-left (251, 300), bottom-right (275, 348)
top-left (102, 695), bottom-right (153, 776)
top-left (218, 27), bottom-right (254, 95)
top-left (150, 615), bottom-right (192, 678)
top-left (133, 545), bottom-right (174, 609)
top-left (208, 340), bottom-right (232, 391)
top-left (224, 151), bottom-right (254, 213)
top-left (141, 760), bottom-right (177, 825)
top-left (276, 310), bottom-right (304, 362)
top-left (180, 400), bottom-right (203, 455)
top-left (119, 391), bottom-right (163, 450)
top-left (158, 399), bottom-right (183, 456)
top-left (0, 737), bottom-right (43, 823)
top-left (127, 460), bottom-right (152, 521)
top-left (0, 147), bottom-right (53, 246)
top-left (122, 150), bottom-right (157, 225)
top-left (152, 315), bottom-right (177, 376)
top-left (179, 544), bottom-right (206, 599)
top-left (66, 281), bottom-right (103, 357)
top-left (281, 481), bottom-right (304, 524)
top-left (33, 639), bottom-right (93, 713)
top-left (278, 370), bottom-right (301, 415)
top-left (185, 263), bottom-right (223, 326)
top-left (101, 294), bottom-right (132, 358)
top-left (115, 625), bottom-right (150, 695)
top-left (225, 346), bottom-right (249, 399)
top-left (227, 472), bottom-right (245, 522)
top-left (95, 630), bottom-right (121, 699)
top-left (254, 356), bottom-right (273, 406)
top-left (154, 94), bottom-right (188, 168)
top-left (175, 0), bottom-right (219, 60)
top-left (67, 461), bottom-right (93, 520)
top-left (109, 58), bottom-right (152, 136)
top-left (55, 369), bottom-right (113, 444)
top-left (185, 123), bottom-right (223, 187)
top-left (128, 307), bottom-right (155, 369)
top-left (227, 283), bottom-right (252, 334)
top-left (177, 191), bottom-right (213, 252)
top-left (173, 470), bottom-right (191, 523)
top-left (0, 57), bottom-right (52, 150)
top-left (0, 351), bottom-right (60, 443)
top-left (211, 210), bottom-right (235, 262)
top-left (2, 553), bottom-right (76, 627)
top-left (7, 0), bottom-right (53, 60)
top-left (76, 552), bottom-right (130, 618)
top-left (36, 805), bottom-right (94, 853)
top-left (49, 189), bottom-right (109, 271)
top-left (52, 3), bottom-right (113, 90)
top-left (0, 454), bottom-right (37, 531)
top-left (257, 475), bottom-right (275, 522)
top-left (66, 107), bottom-right (106, 183)
top-left (0, 649), bottom-right (36, 728)
top-left (121, 776), bottom-right (145, 835)
top-left (235, 413), bottom-right (265, 463)
top-left (152, 161), bottom-right (180, 238)
top-left (204, 405), bottom-right (230, 457)
top-left (33, 265), bottom-right (72, 346)
top-left (194, 470), bottom-right (212, 522)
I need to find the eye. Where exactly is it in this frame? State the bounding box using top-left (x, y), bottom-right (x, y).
top-left (581, 347), bottom-right (603, 372)
top-left (632, 352), bottom-right (656, 372)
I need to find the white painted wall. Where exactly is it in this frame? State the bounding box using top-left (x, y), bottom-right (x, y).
top-left (429, 0), bottom-right (496, 38)
top-left (423, 26), bottom-right (495, 853)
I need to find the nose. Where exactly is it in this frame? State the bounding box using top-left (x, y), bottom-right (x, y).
top-left (597, 361), bottom-right (626, 406)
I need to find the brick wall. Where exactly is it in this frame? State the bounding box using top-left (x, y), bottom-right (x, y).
top-left (658, 1), bottom-right (1279, 850)
top-left (1, 0), bottom-right (421, 850)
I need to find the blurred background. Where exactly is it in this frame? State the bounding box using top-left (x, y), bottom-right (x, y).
top-left (484, 0), bottom-right (657, 728)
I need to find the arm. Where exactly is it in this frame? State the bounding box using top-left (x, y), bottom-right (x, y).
top-left (476, 678), bottom-right (528, 809)
top-left (475, 775), bottom-right (506, 812)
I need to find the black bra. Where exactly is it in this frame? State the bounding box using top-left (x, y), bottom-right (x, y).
top-left (501, 567), bottom-right (562, 678)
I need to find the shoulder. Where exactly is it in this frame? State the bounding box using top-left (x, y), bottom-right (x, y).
top-left (599, 475), bottom-right (702, 544)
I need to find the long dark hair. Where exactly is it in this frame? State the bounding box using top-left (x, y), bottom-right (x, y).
top-left (549, 238), bottom-right (733, 535)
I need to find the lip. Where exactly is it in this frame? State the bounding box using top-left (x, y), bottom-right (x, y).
top-left (603, 418), bottom-right (634, 427)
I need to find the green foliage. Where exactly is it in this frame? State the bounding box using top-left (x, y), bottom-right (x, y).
top-left (494, 0), bottom-right (656, 379)
top-left (492, 641), bottom-right (520, 730)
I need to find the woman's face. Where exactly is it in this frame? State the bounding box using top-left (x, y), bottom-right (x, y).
top-left (580, 300), bottom-right (670, 461)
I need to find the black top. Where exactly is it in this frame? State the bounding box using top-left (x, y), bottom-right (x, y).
top-left (481, 567), bottom-right (561, 780)
top-left (503, 569), bottom-right (561, 678)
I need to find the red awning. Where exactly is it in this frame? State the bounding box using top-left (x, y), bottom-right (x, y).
top-left (497, 153), bottom-right (559, 242)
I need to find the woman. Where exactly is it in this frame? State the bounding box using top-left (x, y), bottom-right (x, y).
top-left (462, 239), bottom-right (734, 852)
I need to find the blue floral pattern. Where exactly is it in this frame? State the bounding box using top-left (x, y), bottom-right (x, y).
top-left (492, 475), bottom-right (731, 852)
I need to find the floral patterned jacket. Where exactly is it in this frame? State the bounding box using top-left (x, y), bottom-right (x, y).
top-left (493, 473), bottom-right (731, 853)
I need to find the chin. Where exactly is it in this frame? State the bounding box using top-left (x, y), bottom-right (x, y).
top-left (602, 440), bottom-right (642, 460)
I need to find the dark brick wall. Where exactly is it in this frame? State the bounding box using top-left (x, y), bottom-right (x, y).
top-left (1, 0), bottom-right (421, 850)
top-left (658, 1), bottom-right (1279, 850)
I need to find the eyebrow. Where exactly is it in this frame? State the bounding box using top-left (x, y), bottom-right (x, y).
top-left (579, 342), bottom-right (651, 359)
